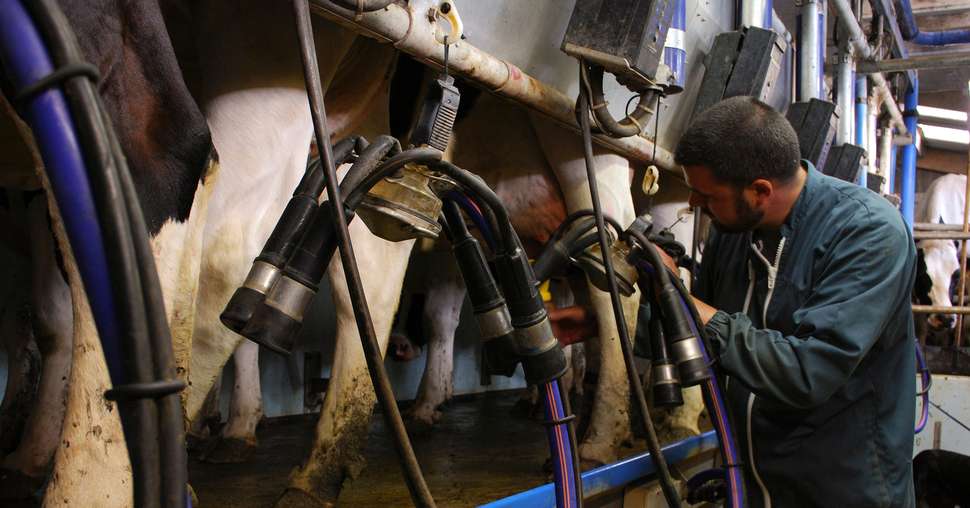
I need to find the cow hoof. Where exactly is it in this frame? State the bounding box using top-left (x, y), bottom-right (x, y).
top-left (201, 436), bottom-right (257, 464)
top-left (0, 466), bottom-right (45, 502)
top-left (274, 487), bottom-right (335, 508)
top-left (406, 405), bottom-right (444, 434)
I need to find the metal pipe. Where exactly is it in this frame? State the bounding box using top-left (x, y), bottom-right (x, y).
top-left (798, 0), bottom-right (823, 101)
top-left (914, 223), bottom-right (964, 231)
top-left (855, 76), bottom-right (868, 187)
top-left (307, 0), bottom-right (676, 170)
top-left (857, 49), bottom-right (970, 73)
top-left (831, 0), bottom-right (907, 134)
top-left (740, 0), bottom-right (771, 29)
top-left (912, 231), bottom-right (970, 240)
top-left (837, 51), bottom-right (856, 145)
top-left (955, 93), bottom-right (970, 348)
top-left (912, 305), bottom-right (970, 315)
top-left (896, 0), bottom-right (970, 45)
top-left (869, 96), bottom-right (879, 178)
top-left (901, 81), bottom-right (919, 226)
top-left (879, 123), bottom-right (894, 194)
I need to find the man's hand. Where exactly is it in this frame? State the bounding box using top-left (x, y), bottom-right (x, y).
top-left (652, 243), bottom-right (679, 274)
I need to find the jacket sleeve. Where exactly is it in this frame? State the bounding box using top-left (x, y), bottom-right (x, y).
top-left (705, 211), bottom-right (914, 409)
top-left (694, 230), bottom-right (720, 302)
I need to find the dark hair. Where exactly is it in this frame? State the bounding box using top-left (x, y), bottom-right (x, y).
top-left (674, 96), bottom-right (801, 186)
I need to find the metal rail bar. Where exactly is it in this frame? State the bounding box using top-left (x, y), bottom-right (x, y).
top-left (914, 223), bottom-right (965, 231)
top-left (913, 305), bottom-right (970, 315)
top-left (956, 94), bottom-right (970, 348)
top-left (480, 431), bottom-right (719, 507)
top-left (856, 49), bottom-right (970, 74)
top-left (913, 231), bottom-right (970, 240)
top-left (307, 0), bottom-right (676, 171)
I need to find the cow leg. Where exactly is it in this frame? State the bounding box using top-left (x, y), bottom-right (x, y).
top-left (407, 259), bottom-right (463, 430)
top-left (186, 0), bottom-right (358, 424)
top-left (278, 223), bottom-right (414, 508)
top-left (529, 113), bottom-right (638, 466)
top-left (187, 371), bottom-right (222, 452)
top-left (203, 340), bottom-right (262, 463)
top-left (0, 299), bottom-right (38, 455)
top-left (0, 198), bottom-right (73, 498)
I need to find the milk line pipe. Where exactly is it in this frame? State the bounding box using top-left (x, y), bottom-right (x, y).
top-left (896, 0), bottom-right (970, 46)
top-left (306, 0), bottom-right (677, 170)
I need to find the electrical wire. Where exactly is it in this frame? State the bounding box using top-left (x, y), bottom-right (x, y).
top-left (292, 1), bottom-right (434, 506)
top-left (915, 340), bottom-right (931, 434)
top-left (576, 68), bottom-right (683, 508)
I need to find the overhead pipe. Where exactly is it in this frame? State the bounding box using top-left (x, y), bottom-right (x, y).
top-left (797, 0), bottom-right (825, 101)
top-left (855, 76), bottom-right (868, 187)
top-left (837, 51), bottom-right (856, 145)
top-left (306, 0), bottom-right (675, 170)
top-left (831, 0), bottom-right (908, 136)
top-left (900, 80), bottom-right (918, 226)
top-left (740, 0), bottom-right (773, 29)
top-left (857, 49), bottom-right (970, 73)
top-left (879, 123), bottom-right (894, 194)
top-left (896, 0), bottom-right (970, 46)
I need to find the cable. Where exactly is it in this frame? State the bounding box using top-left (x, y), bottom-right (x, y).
top-left (576, 67), bottom-right (683, 507)
top-left (292, 2), bottom-right (434, 506)
top-left (915, 340), bottom-right (931, 434)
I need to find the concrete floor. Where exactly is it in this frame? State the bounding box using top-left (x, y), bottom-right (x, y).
top-left (190, 391), bottom-right (553, 507)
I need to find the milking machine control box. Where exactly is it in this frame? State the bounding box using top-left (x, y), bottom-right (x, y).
top-left (561, 0), bottom-right (674, 90)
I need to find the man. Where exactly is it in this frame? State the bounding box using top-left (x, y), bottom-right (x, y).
top-left (662, 96), bottom-right (916, 507)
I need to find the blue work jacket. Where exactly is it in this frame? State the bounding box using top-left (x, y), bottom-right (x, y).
top-left (697, 162), bottom-right (917, 507)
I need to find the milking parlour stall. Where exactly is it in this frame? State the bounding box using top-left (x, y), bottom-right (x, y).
top-left (1, 0), bottom-right (967, 507)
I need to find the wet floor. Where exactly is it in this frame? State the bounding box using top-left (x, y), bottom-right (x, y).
top-left (190, 391), bottom-right (553, 507)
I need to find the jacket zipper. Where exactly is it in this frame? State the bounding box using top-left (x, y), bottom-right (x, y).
top-left (745, 236), bottom-right (786, 508)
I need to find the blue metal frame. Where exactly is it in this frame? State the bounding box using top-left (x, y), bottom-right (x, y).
top-left (481, 431), bottom-right (719, 508)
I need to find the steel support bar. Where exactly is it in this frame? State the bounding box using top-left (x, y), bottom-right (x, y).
top-left (481, 431), bottom-right (719, 507)
top-left (912, 305), bottom-right (970, 315)
top-left (857, 50), bottom-right (970, 74)
top-left (307, 0), bottom-right (677, 170)
top-left (830, 0), bottom-right (907, 135)
top-left (913, 231), bottom-right (970, 240)
top-left (914, 223), bottom-right (965, 231)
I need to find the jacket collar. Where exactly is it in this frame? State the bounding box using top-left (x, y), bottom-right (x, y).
top-left (779, 160), bottom-right (818, 238)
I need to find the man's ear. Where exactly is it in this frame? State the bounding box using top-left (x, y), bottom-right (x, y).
top-left (749, 178), bottom-right (773, 198)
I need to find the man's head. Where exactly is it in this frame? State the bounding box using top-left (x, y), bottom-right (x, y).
top-left (675, 96), bottom-right (802, 233)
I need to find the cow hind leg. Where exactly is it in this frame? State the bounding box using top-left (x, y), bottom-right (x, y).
top-left (277, 222), bottom-right (413, 508)
top-left (529, 112), bottom-right (639, 467)
top-left (203, 340), bottom-right (262, 463)
top-left (0, 198), bottom-right (73, 498)
top-left (407, 258), bottom-right (463, 432)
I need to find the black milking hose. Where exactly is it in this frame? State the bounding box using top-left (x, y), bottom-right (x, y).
top-left (577, 79), bottom-right (683, 507)
top-left (26, 1), bottom-right (173, 505)
top-left (292, 1), bottom-right (436, 506)
top-left (582, 63), bottom-right (660, 139)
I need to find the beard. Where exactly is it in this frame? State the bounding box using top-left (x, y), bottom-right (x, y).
top-left (709, 193), bottom-right (764, 233)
